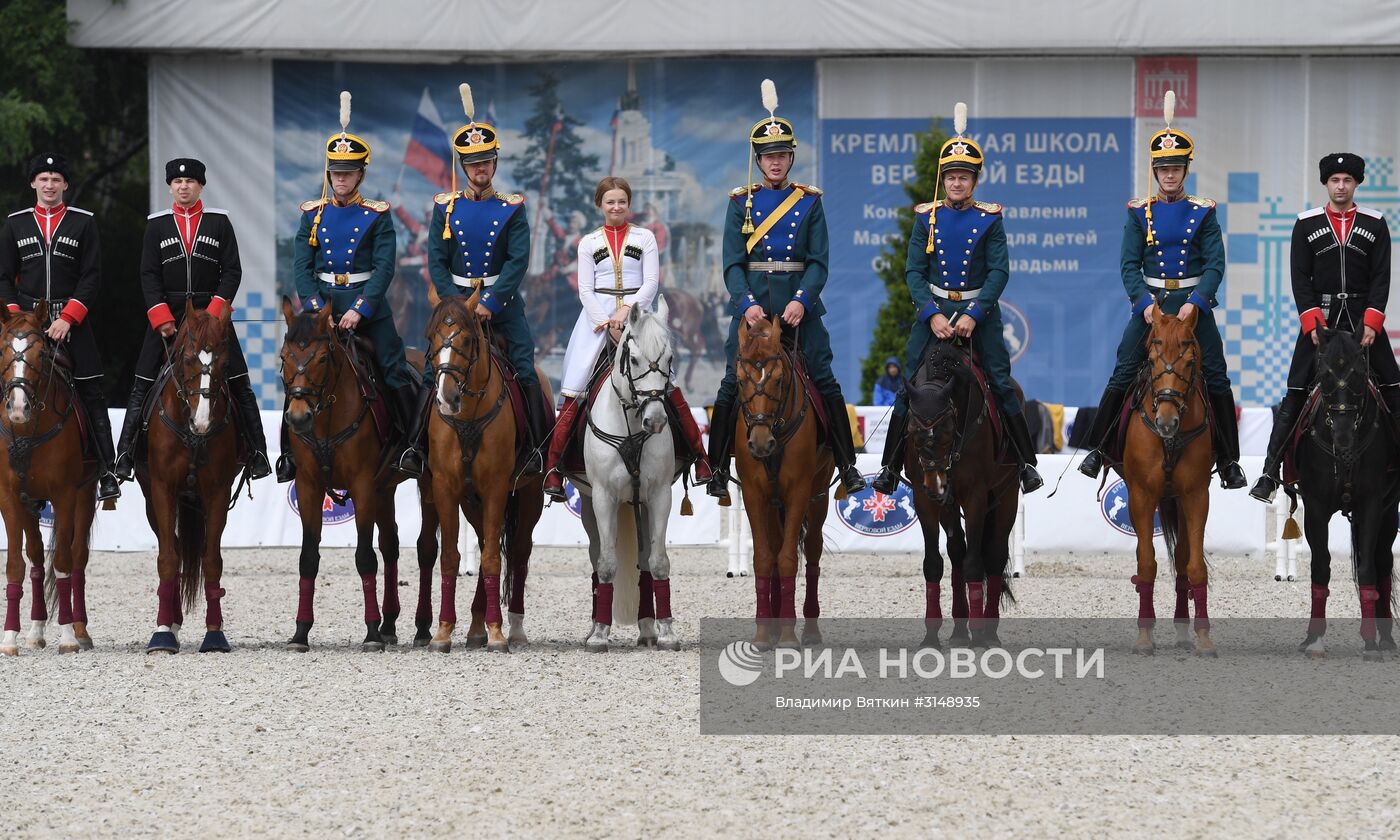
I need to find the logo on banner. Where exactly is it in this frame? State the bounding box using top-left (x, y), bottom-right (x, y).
top-left (1136, 57), bottom-right (1197, 118)
top-left (564, 479), bottom-right (583, 519)
top-left (38, 501), bottom-right (54, 530)
top-left (287, 484), bottom-right (356, 526)
top-left (837, 476), bottom-right (918, 537)
top-left (1101, 478), bottom-right (1162, 537)
top-left (1000, 301), bottom-right (1031, 363)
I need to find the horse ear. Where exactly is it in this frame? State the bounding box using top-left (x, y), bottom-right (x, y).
top-left (184, 297), bottom-right (195, 321)
top-left (282, 296), bottom-right (297, 326)
top-left (318, 305), bottom-right (334, 330)
top-left (466, 282), bottom-right (482, 312)
top-left (629, 303), bottom-right (642, 326)
top-left (427, 283), bottom-right (441, 310)
top-left (0, 304), bottom-right (10, 324)
top-left (738, 316), bottom-right (750, 342)
top-left (34, 300), bottom-right (48, 325)
top-left (1180, 305), bottom-right (1199, 330)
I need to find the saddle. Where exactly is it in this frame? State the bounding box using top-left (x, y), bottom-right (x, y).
top-left (342, 334), bottom-right (396, 447)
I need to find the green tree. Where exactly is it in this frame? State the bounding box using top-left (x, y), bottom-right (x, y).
top-left (859, 119), bottom-right (948, 402)
top-left (0, 0), bottom-right (150, 400)
top-left (512, 71), bottom-right (599, 222)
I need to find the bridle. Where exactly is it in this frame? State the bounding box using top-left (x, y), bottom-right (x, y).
top-left (1136, 326), bottom-right (1208, 490)
top-left (908, 343), bottom-right (982, 498)
top-left (1310, 337), bottom-right (1378, 479)
top-left (430, 311), bottom-right (506, 478)
top-left (162, 335), bottom-right (230, 438)
top-left (0, 328), bottom-right (58, 414)
top-left (737, 345), bottom-right (803, 444)
top-left (587, 322), bottom-right (675, 507)
top-left (0, 324), bottom-right (72, 511)
top-left (281, 325), bottom-right (371, 502)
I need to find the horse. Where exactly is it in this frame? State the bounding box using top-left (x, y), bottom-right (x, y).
top-left (902, 337), bottom-right (1016, 647)
top-left (423, 285), bottom-right (546, 653)
top-left (660, 287), bottom-right (708, 391)
top-left (1285, 326), bottom-right (1400, 660)
top-left (279, 298), bottom-right (440, 652)
top-left (732, 315), bottom-right (833, 649)
top-left (1119, 310), bottom-right (1215, 656)
top-left (0, 303), bottom-right (99, 655)
top-left (572, 306), bottom-right (682, 652)
top-left (135, 302), bottom-right (243, 654)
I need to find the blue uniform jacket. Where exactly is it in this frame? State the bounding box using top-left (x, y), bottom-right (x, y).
top-left (907, 200), bottom-right (1009, 323)
top-left (293, 196), bottom-right (396, 320)
top-left (427, 190), bottom-right (531, 321)
top-left (722, 182), bottom-right (828, 318)
top-left (1122, 194), bottom-right (1224, 316)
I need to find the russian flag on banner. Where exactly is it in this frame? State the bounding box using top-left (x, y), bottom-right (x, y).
top-left (404, 88), bottom-right (452, 190)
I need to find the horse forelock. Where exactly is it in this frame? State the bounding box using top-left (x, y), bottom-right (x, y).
top-left (285, 310), bottom-right (328, 344)
top-left (177, 308), bottom-right (226, 353)
top-left (425, 295), bottom-right (476, 343)
top-left (623, 309), bottom-right (672, 356)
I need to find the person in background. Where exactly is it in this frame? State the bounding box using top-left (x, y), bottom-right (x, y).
top-left (872, 357), bottom-right (905, 407)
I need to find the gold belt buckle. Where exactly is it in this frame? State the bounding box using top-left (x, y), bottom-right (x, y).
top-left (334, 273), bottom-right (350, 286)
top-left (947, 290), bottom-right (962, 301)
top-left (1164, 278), bottom-right (1179, 290)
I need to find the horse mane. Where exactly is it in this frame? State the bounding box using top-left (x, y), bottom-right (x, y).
top-left (175, 307), bottom-right (226, 351)
top-left (425, 295), bottom-right (476, 339)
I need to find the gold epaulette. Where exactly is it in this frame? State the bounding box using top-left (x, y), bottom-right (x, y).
top-left (433, 191), bottom-right (458, 205)
top-left (729, 183), bottom-right (762, 198)
top-left (1127, 196), bottom-right (1152, 209)
top-left (1188, 195), bottom-right (1217, 209)
top-left (974, 200), bottom-right (1002, 214)
top-left (496, 192), bottom-right (525, 205)
top-left (300, 198), bottom-right (326, 212)
top-left (791, 182), bottom-right (822, 196)
top-left (360, 198), bottom-right (390, 213)
top-left (914, 201), bottom-right (936, 214)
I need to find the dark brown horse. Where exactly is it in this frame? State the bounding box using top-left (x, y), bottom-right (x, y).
top-left (903, 338), bottom-right (1017, 647)
top-left (1119, 311), bottom-right (1215, 656)
top-left (136, 302), bottom-right (241, 654)
top-left (423, 286), bottom-right (546, 653)
top-left (0, 304), bottom-right (98, 655)
top-left (661, 287), bottom-right (708, 391)
top-left (280, 298), bottom-right (439, 652)
top-left (732, 315), bottom-right (833, 649)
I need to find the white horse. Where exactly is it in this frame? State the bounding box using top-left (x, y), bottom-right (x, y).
top-left (575, 307), bottom-right (682, 652)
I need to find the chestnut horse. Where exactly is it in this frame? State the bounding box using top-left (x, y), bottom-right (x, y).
top-left (1120, 310), bottom-right (1215, 656)
top-left (902, 338), bottom-right (1017, 647)
top-left (280, 299), bottom-right (439, 652)
top-left (732, 315), bottom-right (833, 649)
top-left (136, 302), bottom-right (242, 654)
top-left (423, 286), bottom-right (547, 653)
top-left (0, 304), bottom-right (98, 655)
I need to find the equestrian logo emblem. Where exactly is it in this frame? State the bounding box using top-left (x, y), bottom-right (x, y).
top-left (1000, 300), bottom-right (1031, 364)
top-left (38, 501), bottom-right (54, 530)
top-left (717, 640), bottom-right (764, 687)
top-left (1101, 478), bottom-right (1162, 537)
top-left (564, 479), bottom-right (583, 519)
top-left (836, 475), bottom-right (918, 537)
top-left (287, 484), bottom-right (356, 526)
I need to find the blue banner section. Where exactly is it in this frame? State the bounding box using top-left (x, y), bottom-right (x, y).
top-left (822, 118), bottom-right (1134, 406)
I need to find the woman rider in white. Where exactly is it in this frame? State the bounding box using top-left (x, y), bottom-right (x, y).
top-left (544, 176), bottom-right (713, 501)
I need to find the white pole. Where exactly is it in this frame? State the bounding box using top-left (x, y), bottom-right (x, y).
top-left (1011, 498), bottom-right (1026, 577)
top-left (1272, 501), bottom-right (1287, 581)
top-left (460, 510), bottom-right (480, 575)
top-left (738, 491), bottom-right (752, 576)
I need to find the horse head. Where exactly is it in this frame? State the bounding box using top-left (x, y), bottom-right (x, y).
top-left (425, 285), bottom-right (486, 417)
top-left (171, 299), bottom-right (234, 436)
top-left (906, 339), bottom-right (969, 501)
top-left (1314, 326), bottom-right (1370, 454)
top-left (280, 297), bottom-right (338, 435)
top-left (1144, 308), bottom-right (1201, 440)
top-left (614, 305), bottom-right (673, 435)
top-left (0, 305), bottom-right (49, 426)
top-left (736, 314), bottom-right (787, 459)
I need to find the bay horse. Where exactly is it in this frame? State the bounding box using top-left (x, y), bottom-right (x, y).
top-left (574, 306), bottom-right (682, 652)
top-left (1285, 327), bottom-right (1400, 660)
top-left (902, 338), bottom-right (1016, 648)
top-left (280, 299), bottom-right (440, 652)
top-left (0, 303), bottom-right (98, 655)
top-left (660, 287), bottom-right (708, 391)
top-left (136, 301), bottom-right (242, 654)
top-left (732, 315), bottom-right (833, 649)
top-left (423, 285), bottom-right (546, 653)
top-left (1120, 310), bottom-right (1215, 656)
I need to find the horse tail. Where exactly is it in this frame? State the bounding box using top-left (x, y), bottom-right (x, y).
top-left (611, 501), bottom-right (642, 626)
top-left (177, 494), bottom-right (205, 611)
top-left (43, 528), bottom-right (56, 620)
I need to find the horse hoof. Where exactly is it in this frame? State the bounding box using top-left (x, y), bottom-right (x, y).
top-left (657, 637), bottom-right (682, 652)
top-left (801, 631), bottom-right (824, 648)
top-left (726, 572), bottom-right (734, 578)
top-left (1132, 645), bottom-right (1155, 656)
top-left (427, 640), bottom-right (452, 653)
top-left (919, 632), bottom-right (941, 650)
top-left (585, 639), bottom-right (609, 653)
top-left (146, 631), bottom-right (179, 655)
top-left (637, 636), bottom-right (658, 648)
top-left (1287, 575), bottom-right (1297, 582)
top-left (1363, 648), bottom-right (1385, 663)
top-left (381, 633), bottom-right (398, 647)
top-left (1275, 575), bottom-right (1282, 582)
top-left (1380, 638), bottom-right (1398, 652)
top-left (361, 641), bottom-right (385, 653)
top-left (1175, 640), bottom-right (1195, 651)
top-left (199, 632), bottom-right (231, 653)
top-left (486, 640), bottom-right (509, 653)
top-left (285, 640), bottom-right (310, 653)
top-left (413, 635), bottom-right (431, 648)
top-left (0, 645), bottom-right (16, 657)
top-left (1195, 648), bottom-right (1219, 659)
top-left (77, 638), bottom-right (94, 651)
top-left (465, 634), bottom-right (487, 649)
top-left (25, 637), bottom-right (45, 650)
top-left (58, 642), bottom-right (80, 654)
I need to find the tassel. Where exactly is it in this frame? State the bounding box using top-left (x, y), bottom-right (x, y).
top-left (442, 162), bottom-right (457, 240)
top-left (834, 483), bottom-right (849, 502)
top-left (1282, 516), bottom-right (1302, 541)
top-left (680, 494), bottom-right (694, 517)
top-left (308, 177), bottom-right (328, 247)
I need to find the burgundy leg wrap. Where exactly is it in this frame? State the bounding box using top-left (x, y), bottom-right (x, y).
top-left (439, 573), bottom-right (458, 625)
top-left (1189, 583), bottom-right (1210, 631)
top-left (951, 567), bottom-right (969, 620)
top-left (55, 577), bottom-right (72, 625)
top-left (416, 564), bottom-right (432, 622)
top-left (1308, 584), bottom-right (1329, 637)
top-left (382, 561), bottom-right (400, 618)
top-left (768, 569), bottom-right (781, 619)
top-left (755, 576), bottom-right (773, 620)
top-left (594, 581), bottom-right (614, 626)
top-left (1132, 575), bottom-right (1156, 629)
top-left (509, 558), bottom-right (528, 615)
top-left (360, 573), bottom-right (381, 624)
top-left (71, 570), bottom-right (87, 625)
top-left (28, 564), bottom-right (45, 622)
top-left (1360, 585), bottom-right (1380, 643)
top-left (986, 575), bottom-right (1004, 621)
top-left (470, 575), bottom-right (486, 616)
top-left (637, 571), bottom-right (655, 621)
top-left (296, 577), bottom-right (315, 624)
top-left (803, 568), bottom-right (820, 619)
top-left (157, 578), bottom-right (179, 628)
top-left (205, 583), bottom-right (226, 629)
top-left (925, 582), bottom-right (943, 630)
top-left (652, 578), bottom-right (672, 620)
top-left (483, 574), bottom-right (502, 625)
top-left (966, 580), bottom-right (986, 622)
top-left (1174, 574), bottom-right (1190, 624)
top-left (778, 575), bottom-right (797, 622)
top-left (4, 582), bottom-right (20, 632)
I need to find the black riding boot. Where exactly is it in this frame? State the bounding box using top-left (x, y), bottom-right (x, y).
top-left (229, 375), bottom-right (271, 480)
top-left (1004, 411), bottom-right (1045, 494)
top-left (1077, 387), bottom-right (1127, 479)
top-left (521, 381), bottom-right (549, 476)
top-left (871, 408), bottom-right (909, 495)
top-left (75, 380), bottom-right (120, 501)
top-left (392, 384), bottom-right (429, 478)
top-left (275, 397), bottom-right (296, 483)
top-left (1209, 390), bottom-right (1247, 490)
top-left (113, 376), bottom-right (155, 482)
top-left (1249, 390), bottom-right (1307, 503)
top-left (823, 394), bottom-right (867, 495)
top-left (706, 400), bottom-right (736, 503)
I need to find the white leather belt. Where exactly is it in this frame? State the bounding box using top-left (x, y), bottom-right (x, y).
top-left (1145, 275), bottom-right (1201, 290)
top-left (747, 261), bottom-right (806, 272)
top-left (452, 274), bottom-right (499, 288)
top-left (927, 285), bottom-right (979, 301)
top-left (595, 287), bottom-right (642, 297)
top-left (318, 272), bottom-right (371, 287)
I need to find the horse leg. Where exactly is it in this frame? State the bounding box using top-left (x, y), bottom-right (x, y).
top-left (413, 479), bottom-right (440, 647)
top-left (635, 506), bottom-right (657, 649)
top-left (464, 505), bottom-right (489, 646)
top-left (800, 494), bottom-right (827, 647)
top-left (288, 473), bottom-right (324, 652)
top-left (585, 489), bottom-right (620, 653)
top-left (198, 485), bottom-right (232, 654)
top-left (428, 477), bottom-right (462, 653)
top-left (1127, 483), bottom-right (1160, 654)
top-left (917, 494), bottom-right (945, 648)
top-left (1300, 500), bottom-right (1334, 658)
top-left (70, 484), bottom-right (96, 650)
top-left (507, 489), bottom-right (543, 648)
top-left (773, 481), bottom-right (807, 649)
top-left (945, 507), bottom-right (970, 644)
top-left (1377, 512), bottom-right (1396, 651)
top-left (645, 491), bottom-right (681, 651)
top-left (25, 532), bottom-right (45, 650)
top-left (1171, 552), bottom-right (1192, 651)
top-left (742, 481), bottom-right (779, 649)
top-left (1181, 486), bottom-right (1215, 657)
top-left (960, 496), bottom-right (990, 647)
top-left (1, 499), bottom-right (26, 655)
top-left (145, 481), bottom-right (182, 655)
top-left (477, 490), bottom-right (510, 652)
top-left (580, 495), bottom-right (604, 644)
top-left (1355, 504), bottom-right (1384, 662)
top-left (983, 493), bottom-right (1016, 647)
top-left (375, 493), bottom-right (401, 646)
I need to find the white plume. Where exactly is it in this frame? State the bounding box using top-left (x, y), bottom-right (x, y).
top-left (339, 90), bottom-right (351, 131)
top-left (954, 101), bottom-right (967, 136)
top-left (459, 83), bottom-right (475, 122)
top-left (761, 79), bottom-right (778, 115)
top-left (1163, 89), bottom-right (1176, 127)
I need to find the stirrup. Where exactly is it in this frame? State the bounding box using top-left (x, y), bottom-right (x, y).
top-left (275, 453), bottom-right (296, 484)
top-left (97, 473), bottom-right (122, 501)
top-left (1078, 450), bottom-right (1104, 478)
top-left (706, 471), bottom-right (731, 501)
top-left (1249, 474), bottom-right (1280, 503)
top-left (838, 465), bottom-right (866, 494)
top-left (1020, 465), bottom-right (1044, 494)
top-left (114, 451), bottom-right (135, 483)
top-left (871, 467), bottom-right (901, 496)
top-left (247, 451), bottom-right (272, 480)
top-left (394, 447), bottom-right (424, 479)
top-left (1218, 461), bottom-right (1247, 490)
top-left (544, 469), bottom-right (567, 502)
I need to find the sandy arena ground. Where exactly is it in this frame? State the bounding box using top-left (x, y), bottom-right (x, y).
top-left (3, 547), bottom-right (1399, 837)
